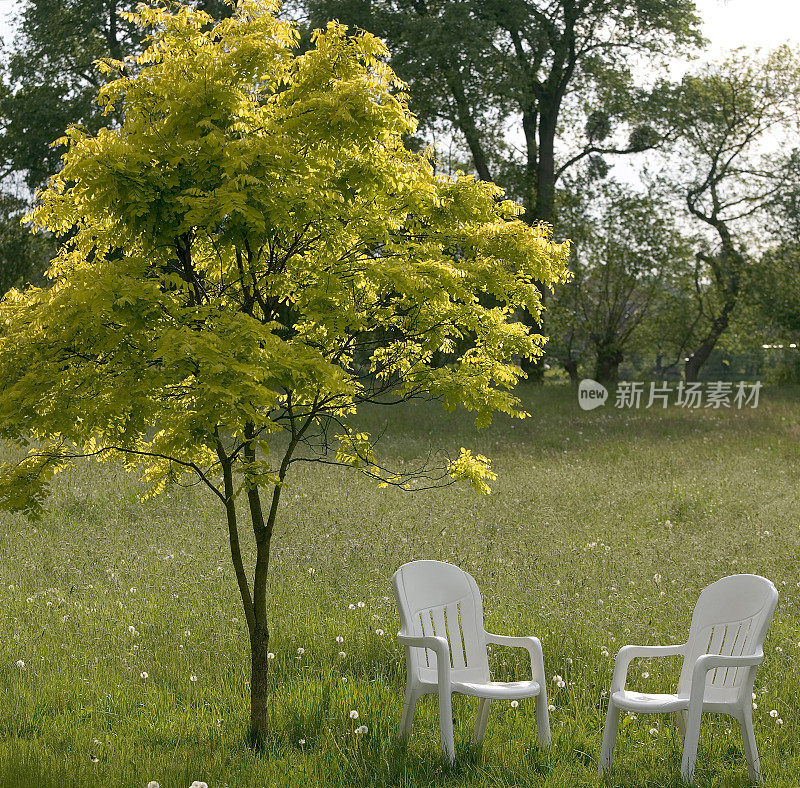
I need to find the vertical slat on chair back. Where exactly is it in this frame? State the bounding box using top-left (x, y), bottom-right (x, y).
top-left (392, 561), bottom-right (490, 684)
top-left (678, 575), bottom-right (778, 699)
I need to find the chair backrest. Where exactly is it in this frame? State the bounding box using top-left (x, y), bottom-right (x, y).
top-left (677, 574), bottom-right (778, 701)
top-left (392, 560), bottom-right (490, 685)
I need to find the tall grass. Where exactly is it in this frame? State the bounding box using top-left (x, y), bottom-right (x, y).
top-left (0, 385), bottom-right (798, 786)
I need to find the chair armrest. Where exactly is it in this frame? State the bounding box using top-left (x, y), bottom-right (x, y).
top-left (611, 644), bottom-right (686, 694)
top-left (484, 632), bottom-right (546, 684)
top-left (397, 633), bottom-right (452, 686)
top-left (689, 650), bottom-right (764, 698)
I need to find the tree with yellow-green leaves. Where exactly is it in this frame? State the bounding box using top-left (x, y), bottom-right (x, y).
top-left (0, 0), bottom-right (570, 744)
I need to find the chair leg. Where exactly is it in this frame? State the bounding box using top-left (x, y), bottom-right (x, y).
top-left (737, 711), bottom-right (763, 783)
top-left (473, 698), bottom-right (491, 744)
top-left (438, 686), bottom-right (455, 764)
top-left (676, 710), bottom-right (688, 740)
top-left (398, 683), bottom-right (419, 741)
top-left (598, 702), bottom-right (620, 774)
top-left (680, 708), bottom-right (702, 784)
top-left (535, 688), bottom-right (552, 748)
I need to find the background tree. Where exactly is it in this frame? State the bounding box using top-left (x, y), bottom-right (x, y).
top-left (664, 47), bottom-right (800, 381)
top-left (751, 150), bottom-right (800, 339)
top-left (0, 1), bottom-right (569, 745)
top-left (0, 191), bottom-right (53, 294)
top-left (303, 0), bottom-right (702, 379)
top-left (305, 0), bottom-right (701, 224)
top-left (548, 178), bottom-right (693, 383)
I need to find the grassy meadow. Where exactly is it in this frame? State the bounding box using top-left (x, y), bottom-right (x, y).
top-left (0, 385), bottom-right (799, 787)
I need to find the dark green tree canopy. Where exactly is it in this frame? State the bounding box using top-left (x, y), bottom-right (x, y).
top-left (305, 0), bottom-right (703, 223)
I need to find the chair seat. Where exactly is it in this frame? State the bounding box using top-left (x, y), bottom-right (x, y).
top-left (612, 690), bottom-right (688, 712)
top-left (452, 679), bottom-right (542, 699)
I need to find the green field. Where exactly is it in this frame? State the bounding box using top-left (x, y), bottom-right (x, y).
top-left (0, 385), bottom-right (798, 787)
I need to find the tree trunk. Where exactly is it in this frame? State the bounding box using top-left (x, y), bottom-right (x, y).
top-left (519, 109), bottom-right (559, 385)
top-left (249, 620), bottom-right (270, 747)
top-left (594, 345), bottom-right (623, 384)
top-left (534, 110), bottom-right (557, 226)
top-left (684, 308), bottom-right (732, 382)
top-left (563, 356), bottom-right (579, 385)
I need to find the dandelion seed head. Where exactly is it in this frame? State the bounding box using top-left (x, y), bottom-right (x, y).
top-left (510, 700), bottom-right (519, 708)
top-left (349, 710), bottom-right (359, 720)
top-left (140, 671), bottom-right (148, 680)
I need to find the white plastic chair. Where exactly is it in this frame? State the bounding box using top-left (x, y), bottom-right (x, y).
top-left (391, 560), bottom-right (550, 763)
top-left (599, 574), bottom-right (778, 784)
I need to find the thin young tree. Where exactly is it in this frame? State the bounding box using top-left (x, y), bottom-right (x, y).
top-left (0, 1), bottom-right (569, 745)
